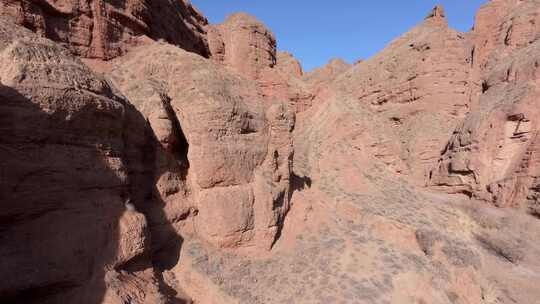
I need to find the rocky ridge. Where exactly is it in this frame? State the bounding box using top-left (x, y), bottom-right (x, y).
top-left (1, 1), bottom-right (540, 304)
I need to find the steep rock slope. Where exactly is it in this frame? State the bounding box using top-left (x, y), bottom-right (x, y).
top-left (0, 20), bottom-right (174, 304)
top-left (0, 5), bottom-right (298, 303)
top-left (109, 42), bottom-right (295, 250)
top-left (0, 0), bottom-right (209, 60)
top-left (171, 174), bottom-right (540, 304)
top-left (162, 5), bottom-right (540, 304)
top-left (430, 0), bottom-right (540, 216)
top-left (276, 51), bottom-right (303, 78)
top-left (297, 6), bottom-right (473, 183)
top-left (207, 13), bottom-right (276, 80)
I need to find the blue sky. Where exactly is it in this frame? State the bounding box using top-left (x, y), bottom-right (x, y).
top-left (191, 1), bottom-right (487, 71)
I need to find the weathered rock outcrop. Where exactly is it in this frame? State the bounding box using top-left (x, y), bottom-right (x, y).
top-left (207, 12), bottom-right (276, 79)
top-left (258, 60), bottom-right (314, 113)
top-left (430, 0), bottom-right (540, 217)
top-left (0, 12), bottom-right (295, 303)
top-left (296, 6), bottom-right (472, 183)
top-left (109, 42), bottom-right (295, 250)
top-left (0, 19), bottom-right (175, 304)
top-left (280, 5), bottom-right (540, 304)
top-left (3, 1), bottom-right (540, 304)
top-left (469, 0), bottom-right (540, 106)
top-left (0, 0), bottom-right (209, 60)
top-left (275, 51), bottom-right (303, 78)
top-left (208, 13), bottom-right (313, 112)
top-left (302, 58), bottom-right (352, 95)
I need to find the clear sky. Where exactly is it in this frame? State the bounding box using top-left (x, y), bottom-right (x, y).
top-left (190, 0), bottom-right (487, 71)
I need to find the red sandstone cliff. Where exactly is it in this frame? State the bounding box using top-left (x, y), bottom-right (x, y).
top-left (207, 13), bottom-right (313, 113)
top-left (429, 0), bottom-right (540, 217)
top-left (0, 0), bottom-right (209, 60)
top-left (2, 1), bottom-right (540, 304)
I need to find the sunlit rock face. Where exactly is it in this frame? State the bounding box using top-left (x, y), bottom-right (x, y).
top-left (2, 1), bottom-right (540, 304)
top-left (207, 13), bottom-right (314, 113)
top-left (429, 0), bottom-right (540, 217)
top-left (298, 5), bottom-right (473, 184)
top-left (109, 41), bottom-right (295, 250)
top-left (0, 0), bottom-right (210, 60)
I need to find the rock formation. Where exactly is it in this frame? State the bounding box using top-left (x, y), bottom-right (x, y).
top-left (276, 51), bottom-right (303, 78)
top-left (0, 19), bottom-right (169, 304)
top-left (0, 0), bottom-right (209, 60)
top-left (429, 0), bottom-right (540, 217)
top-left (208, 13), bottom-right (313, 112)
top-left (297, 5), bottom-right (472, 182)
top-left (2, 0), bottom-right (540, 304)
top-left (109, 42), bottom-right (295, 250)
top-left (207, 12), bottom-right (276, 79)
top-left (302, 58), bottom-right (352, 95)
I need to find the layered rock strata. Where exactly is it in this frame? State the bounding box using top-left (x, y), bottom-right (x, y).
top-left (0, 0), bottom-right (209, 60)
top-left (207, 13), bottom-right (313, 112)
top-left (429, 0), bottom-right (540, 217)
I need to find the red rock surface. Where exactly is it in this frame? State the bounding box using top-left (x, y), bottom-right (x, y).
top-left (2, 1), bottom-right (540, 304)
top-left (276, 51), bottom-right (303, 78)
top-left (109, 41), bottom-right (295, 250)
top-left (303, 58), bottom-right (352, 95)
top-left (0, 0), bottom-right (209, 60)
top-left (207, 12), bottom-right (276, 79)
top-left (429, 0), bottom-right (540, 217)
top-left (298, 6), bottom-right (472, 182)
top-left (208, 13), bottom-right (313, 112)
top-left (0, 19), bottom-right (176, 304)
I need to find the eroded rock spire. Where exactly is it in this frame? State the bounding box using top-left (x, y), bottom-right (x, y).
top-left (426, 5), bottom-right (446, 19)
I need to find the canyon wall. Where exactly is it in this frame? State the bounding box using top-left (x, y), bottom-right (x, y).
top-left (0, 3), bottom-right (295, 303)
top-left (2, 0), bottom-right (540, 303)
top-left (0, 19), bottom-right (168, 304)
top-left (0, 0), bottom-right (209, 60)
top-left (207, 13), bottom-right (313, 113)
top-left (429, 0), bottom-right (540, 217)
top-left (296, 6), bottom-right (473, 183)
top-left (109, 41), bottom-right (295, 250)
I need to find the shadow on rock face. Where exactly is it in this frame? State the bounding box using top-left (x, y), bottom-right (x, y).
top-left (0, 82), bottom-right (188, 303)
top-left (4, 0), bottom-right (210, 60)
top-left (0, 84), bottom-right (124, 303)
top-left (268, 172), bottom-right (312, 248)
top-left (122, 101), bottom-right (190, 272)
top-left (291, 173), bottom-right (312, 193)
